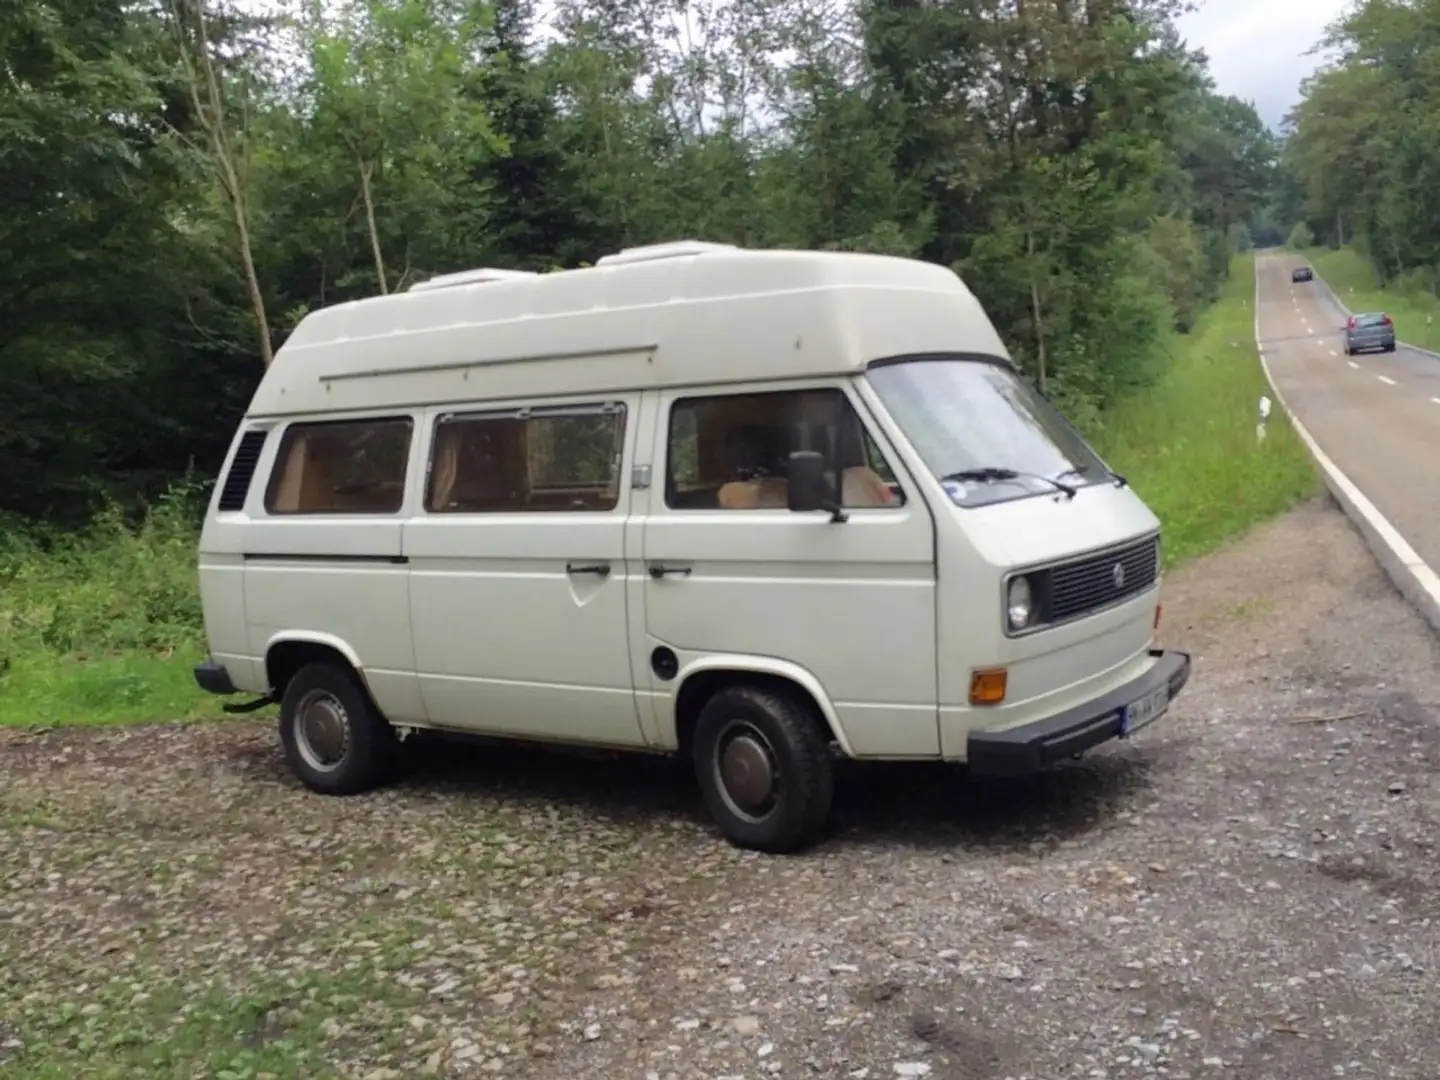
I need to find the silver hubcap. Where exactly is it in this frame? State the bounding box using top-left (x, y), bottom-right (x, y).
top-left (714, 721), bottom-right (779, 822)
top-left (294, 689), bottom-right (351, 773)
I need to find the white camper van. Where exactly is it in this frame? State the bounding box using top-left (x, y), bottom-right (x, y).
top-left (194, 240), bottom-right (1191, 853)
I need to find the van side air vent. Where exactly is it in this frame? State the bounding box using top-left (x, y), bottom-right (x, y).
top-left (596, 240), bottom-right (739, 267)
top-left (409, 267), bottom-right (540, 292)
top-left (216, 429), bottom-right (268, 512)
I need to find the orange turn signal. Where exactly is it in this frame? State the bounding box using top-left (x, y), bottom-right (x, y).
top-left (969, 667), bottom-right (1008, 706)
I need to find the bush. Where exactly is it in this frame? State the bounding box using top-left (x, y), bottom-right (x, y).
top-left (1286, 222), bottom-right (1314, 250)
top-left (0, 476), bottom-right (212, 726)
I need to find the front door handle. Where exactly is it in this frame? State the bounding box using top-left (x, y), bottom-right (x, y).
top-left (648, 563), bottom-right (692, 579)
top-left (566, 562), bottom-right (611, 577)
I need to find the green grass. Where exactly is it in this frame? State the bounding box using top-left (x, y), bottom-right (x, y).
top-left (0, 959), bottom-right (430, 1079)
top-left (1301, 245), bottom-right (1440, 353)
top-left (0, 486), bottom-right (220, 728)
top-left (1, 254), bottom-right (1319, 729)
top-left (1089, 254), bottom-right (1319, 564)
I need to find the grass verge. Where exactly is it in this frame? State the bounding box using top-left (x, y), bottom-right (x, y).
top-left (1301, 245), bottom-right (1440, 353)
top-left (1089, 254), bottom-right (1319, 564)
top-left (1, 254), bottom-right (1318, 728)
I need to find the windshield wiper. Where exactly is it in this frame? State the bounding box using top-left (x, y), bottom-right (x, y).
top-left (1054, 466), bottom-right (1128, 490)
top-left (942, 467), bottom-right (1076, 499)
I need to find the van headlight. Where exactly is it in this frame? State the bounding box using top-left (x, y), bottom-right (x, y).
top-left (1006, 576), bottom-right (1034, 630)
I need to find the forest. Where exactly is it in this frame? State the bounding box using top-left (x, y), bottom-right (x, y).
top-left (2, 0), bottom-right (1281, 530)
top-left (1280, 0), bottom-right (1440, 293)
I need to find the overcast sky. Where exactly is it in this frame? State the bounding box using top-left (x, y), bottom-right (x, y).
top-left (1173, 0), bottom-right (1351, 130)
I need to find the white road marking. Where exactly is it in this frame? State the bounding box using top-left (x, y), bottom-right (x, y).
top-left (1330, 349), bottom-right (1338, 356)
top-left (1348, 361), bottom-right (1359, 369)
top-left (1378, 375), bottom-right (1396, 385)
top-left (1432, 397), bottom-right (1440, 406)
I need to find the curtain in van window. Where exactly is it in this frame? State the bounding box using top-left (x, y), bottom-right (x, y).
top-left (270, 433), bottom-right (310, 512)
top-left (429, 429), bottom-right (460, 509)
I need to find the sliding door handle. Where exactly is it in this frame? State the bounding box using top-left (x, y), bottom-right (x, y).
top-left (648, 563), bottom-right (692, 579)
top-left (566, 562), bottom-right (611, 577)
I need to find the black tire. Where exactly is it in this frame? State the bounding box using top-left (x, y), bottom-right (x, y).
top-left (278, 661), bottom-right (398, 795)
top-left (691, 684), bottom-right (834, 854)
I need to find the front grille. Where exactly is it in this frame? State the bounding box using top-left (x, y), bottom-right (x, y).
top-left (1043, 534), bottom-right (1160, 623)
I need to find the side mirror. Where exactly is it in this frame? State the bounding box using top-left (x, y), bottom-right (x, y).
top-left (787, 451), bottom-right (847, 523)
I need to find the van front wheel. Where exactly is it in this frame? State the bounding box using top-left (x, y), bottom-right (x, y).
top-left (278, 662), bottom-right (396, 795)
top-left (692, 685), bottom-right (834, 853)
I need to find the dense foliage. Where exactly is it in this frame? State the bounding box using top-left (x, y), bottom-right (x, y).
top-left (1282, 0), bottom-right (1440, 289)
top-left (2, 0), bottom-right (1278, 525)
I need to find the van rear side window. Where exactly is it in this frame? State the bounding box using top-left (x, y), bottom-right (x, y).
top-left (426, 403), bottom-right (626, 513)
top-left (264, 417), bottom-right (413, 515)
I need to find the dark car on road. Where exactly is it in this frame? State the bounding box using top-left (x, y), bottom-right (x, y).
top-left (1344, 312), bottom-right (1397, 355)
top-left (1292, 266), bottom-right (1313, 282)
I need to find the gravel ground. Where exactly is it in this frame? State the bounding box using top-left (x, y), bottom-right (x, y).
top-left (3, 497), bottom-right (1440, 1080)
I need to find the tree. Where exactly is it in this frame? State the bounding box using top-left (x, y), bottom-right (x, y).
top-left (1285, 0), bottom-right (1440, 283)
top-left (300, 0), bottom-right (504, 294)
top-left (1, 0), bottom-right (1299, 522)
top-left (164, 0), bottom-right (275, 364)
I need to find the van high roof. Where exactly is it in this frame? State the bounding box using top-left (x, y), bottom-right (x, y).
top-left (246, 241), bottom-right (1012, 418)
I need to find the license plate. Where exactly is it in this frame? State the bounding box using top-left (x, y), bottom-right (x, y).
top-left (1121, 684), bottom-right (1170, 736)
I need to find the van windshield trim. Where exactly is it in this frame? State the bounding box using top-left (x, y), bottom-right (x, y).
top-left (862, 352), bottom-right (1112, 510)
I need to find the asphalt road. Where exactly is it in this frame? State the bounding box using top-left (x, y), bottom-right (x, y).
top-left (1258, 252), bottom-right (1440, 574)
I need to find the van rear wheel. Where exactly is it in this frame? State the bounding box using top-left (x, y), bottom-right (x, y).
top-left (692, 685), bottom-right (834, 854)
top-left (278, 662), bottom-right (396, 795)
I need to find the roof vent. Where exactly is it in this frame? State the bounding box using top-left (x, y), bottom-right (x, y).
top-left (595, 240), bottom-right (739, 267)
top-left (409, 267), bottom-right (540, 292)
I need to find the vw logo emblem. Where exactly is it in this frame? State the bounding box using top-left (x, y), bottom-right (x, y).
top-left (1112, 562), bottom-right (1126, 589)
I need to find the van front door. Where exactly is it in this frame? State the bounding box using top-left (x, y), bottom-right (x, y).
top-left (404, 396), bottom-right (646, 746)
top-left (639, 383), bottom-right (939, 757)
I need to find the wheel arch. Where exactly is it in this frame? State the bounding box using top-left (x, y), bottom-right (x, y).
top-left (670, 655), bottom-right (855, 761)
top-left (263, 632), bottom-right (376, 706)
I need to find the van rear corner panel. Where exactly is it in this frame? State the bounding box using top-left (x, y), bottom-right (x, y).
top-left (196, 555), bottom-right (262, 692)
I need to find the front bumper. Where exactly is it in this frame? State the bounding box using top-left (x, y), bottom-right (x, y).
top-left (194, 657), bottom-right (237, 695)
top-left (966, 648), bottom-right (1191, 777)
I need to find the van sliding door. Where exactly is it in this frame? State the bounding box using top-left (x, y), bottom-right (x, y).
top-left (404, 396), bottom-right (647, 746)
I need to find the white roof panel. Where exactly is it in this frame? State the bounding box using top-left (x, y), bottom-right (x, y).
top-left (245, 244), bottom-right (1011, 418)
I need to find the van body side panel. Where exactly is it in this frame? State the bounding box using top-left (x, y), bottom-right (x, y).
top-left (198, 554), bottom-right (259, 690)
top-left (624, 394), bottom-right (667, 747)
top-left (230, 413), bottom-right (426, 722)
top-left (196, 425), bottom-right (274, 694)
top-left (241, 518), bottom-right (424, 722)
top-left (640, 382), bottom-right (940, 758)
top-left (404, 396), bottom-right (647, 748)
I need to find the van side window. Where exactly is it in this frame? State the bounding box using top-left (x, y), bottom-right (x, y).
top-left (264, 416), bottom-right (413, 515)
top-left (665, 389), bottom-right (905, 510)
top-left (427, 403), bottom-right (626, 513)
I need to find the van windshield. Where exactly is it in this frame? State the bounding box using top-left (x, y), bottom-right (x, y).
top-left (865, 356), bottom-right (1110, 508)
